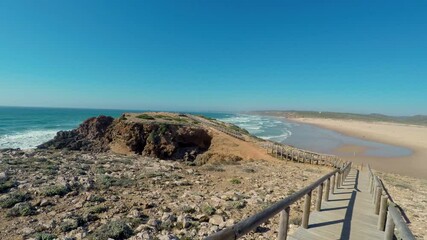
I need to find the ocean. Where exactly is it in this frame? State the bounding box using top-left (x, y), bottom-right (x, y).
top-left (0, 107), bottom-right (411, 158)
top-left (0, 107), bottom-right (237, 149)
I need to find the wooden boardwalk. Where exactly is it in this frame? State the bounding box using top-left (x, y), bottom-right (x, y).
top-left (289, 168), bottom-right (384, 240)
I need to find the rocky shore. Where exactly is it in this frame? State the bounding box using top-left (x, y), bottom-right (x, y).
top-left (0, 112), bottom-right (334, 239)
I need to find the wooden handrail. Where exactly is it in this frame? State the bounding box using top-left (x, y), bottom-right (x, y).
top-left (264, 142), bottom-right (340, 167)
top-left (367, 165), bottom-right (415, 240)
top-left (205, 163), bottom-right (351, 240)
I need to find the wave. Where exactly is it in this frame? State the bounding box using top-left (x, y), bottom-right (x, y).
top-left (0, 129), bottom-right (62, 149)
top-left (217, 114), bottom-right (293, 142)
top-left (259, 129), bottom-right (292, 142)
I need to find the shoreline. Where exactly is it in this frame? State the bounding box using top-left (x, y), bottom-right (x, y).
top-left (290, 117), bottom-right (427, 179)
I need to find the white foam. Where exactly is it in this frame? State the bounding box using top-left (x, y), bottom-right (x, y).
top-left (260, 132), bottom-right (291, 142)
top-left (218, 114), bottom-right (292, 142)
top-left (0, 129), bottom-right (61, 149)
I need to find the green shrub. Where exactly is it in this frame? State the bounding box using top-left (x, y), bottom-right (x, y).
top-left (147, 131), bottom-right (157, 142)
top-left (230, 200), bottom-right (246, 209)
top-left (198, 115), bottom-right (215, 121)
top-left (43, 185), bottom-right (70, 197)
top-left (60, 215), bottom-right (84, 232)
top-left (90, 220), bottom-right (133, 240)
top-left (159, 124), bottom-right (168, 134)
top-left (202, 204), bottom-right (216, 216)
top-left (95, 175), bottom-right (113, 189)
top-left (230, 178), bottom-right (241, 184)
top-left (7, 202), bottom-right (35, 217)
top-left (154, 114), bottom-right (169, 119)
top-left (229, 125), bottom-right (250, 134)
top-left (96, 166), bottom-right (106, 174)
top-left (87, 195), bottom-right (106, 203)
top-left (60, 222), bottom-right (78, 232)
top-left (0, 180), bottom-right (16, 193)
top-left (136, 114), bottom-right (155, 120)
top-left (95, 175), bottom-right (134, 190)
top-left (88, 205), bottom-right (108, 214)
top-left (34, 233), bottom-right (56, 240)
top-left (181, 205), bottom-right (195, 214)
top-left (0, 192), bottom-right (31, 208)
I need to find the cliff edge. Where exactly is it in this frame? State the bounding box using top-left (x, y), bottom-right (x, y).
top-left (38, 113), bottom-right (212, 161)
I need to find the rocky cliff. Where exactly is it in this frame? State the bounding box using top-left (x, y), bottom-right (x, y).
top-left (39, 114), bottom-right (212, 161)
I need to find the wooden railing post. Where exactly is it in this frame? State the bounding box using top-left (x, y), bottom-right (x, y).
top-left (372, 182), bottom-right (377, 202)
top-left (316, 183), bottom-right (323, 211)
top-left (336, 172), bottom-right (340, 189)
top-left (384, 212), bottom-right (395, 240)
top-left (275, 145), bottom-right (278, 158)
top-left (330, 175), bottom-right (335, 194)
top-left (280, 147), bottom-right (283, 159)
top-left (324, 178), bottom-right (330, 201)
top-left (378, 195), bottom-right (388, 231)
top-left (374, 186), bottom-right (382, 215)
top-left (302, 190), bottom-right (312, 229)
top-left (277, 206), bottom-right (290, 240)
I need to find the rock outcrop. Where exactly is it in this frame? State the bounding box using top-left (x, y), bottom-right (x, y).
top-left (39, 114), bottom-right (212, 161)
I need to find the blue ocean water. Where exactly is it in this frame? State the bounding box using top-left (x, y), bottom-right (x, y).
top-left (0, 107), bottom-right (231, 149)
top-left (0, 107), bottom-right (412, 158)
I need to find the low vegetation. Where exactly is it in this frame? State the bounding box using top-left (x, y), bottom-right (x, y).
top-left (230, 178), bottom-right (241, 184)
top-left (43, 185), bottom-right (70, 197)
top-left (136, 114), bottom-right (155, 120)
top-left (0, 179), bottom-right (16, 193)
top-left (90, 220), bottom-right (133, 240)
top-left (228, 124), bottom-right (250, 135)
top-left (0, 191), bottom-right (31, 208)
top-left (34, 233), bottom-right (56, 240)
top-left (0, 144), bottom-right (329, 239)
top-left (95, 175), bottom-right (135, 190)
top-left (7, 202), bottom-right (35, 217)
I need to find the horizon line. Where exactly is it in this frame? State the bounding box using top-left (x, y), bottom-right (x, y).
top-left (0, 105), bottom-right (425, 118)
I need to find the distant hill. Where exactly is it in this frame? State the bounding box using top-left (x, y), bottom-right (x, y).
top-left (250, 111), bottom-right (427, 126)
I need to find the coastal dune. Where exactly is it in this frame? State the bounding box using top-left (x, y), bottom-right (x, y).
top-left (293, 118), bottom-right (427, 179)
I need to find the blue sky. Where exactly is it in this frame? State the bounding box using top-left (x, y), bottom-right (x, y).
top-left (0, 0), bottom-right (426, 115)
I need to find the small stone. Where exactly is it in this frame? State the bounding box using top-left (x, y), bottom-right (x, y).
top-left (158, 234), bottom-right (179, 240)
top-left (162, 213), bottom-right (177, 222)
top-left (0, 171), bottom-right (7, 181)
top-left (20, 227), bottom-right (35, 235)
top-left (147, 219), bottom-right (161, 230)
top-left (196, 214), bottom-right (209, 222)
top-left (128, 209), bottom-right (142, 218)
top-left (225, 219), bottom-right (235, 227)
top-left (40, 199), bottom-right (53, 207)
top-left (209, 215), bottom-right (224, 225)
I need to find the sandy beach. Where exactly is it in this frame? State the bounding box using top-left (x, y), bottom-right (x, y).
top-left (292, 118), bottom-right (427, 179)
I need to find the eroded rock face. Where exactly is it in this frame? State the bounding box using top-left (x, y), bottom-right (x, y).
top-left (39, 115), bottom-right (212, 161)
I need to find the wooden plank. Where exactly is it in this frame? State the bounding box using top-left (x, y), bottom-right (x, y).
top-left (290, 169), bottom-right (385, 240)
